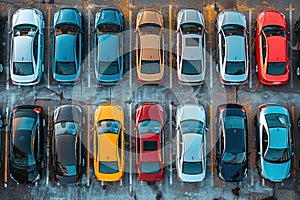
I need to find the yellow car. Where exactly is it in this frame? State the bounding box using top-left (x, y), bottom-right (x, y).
top-left (93, 103), bottom-right (125, 182)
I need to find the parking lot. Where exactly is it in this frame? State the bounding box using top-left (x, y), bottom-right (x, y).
top-left (0, 0), bottom-right (300, 199)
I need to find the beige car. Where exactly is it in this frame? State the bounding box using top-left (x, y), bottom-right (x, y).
top-left (136, 9), bottom-right (164, 83)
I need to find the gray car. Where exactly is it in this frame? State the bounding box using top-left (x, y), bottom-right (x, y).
top-left (177, 9), bottom-right (206, 85)
top-left (52, 8), bottom-right (82, 84)
top-left (215, 10), bottom-right (249, 85)
top-left (10, 8), bottom-right (45, 86)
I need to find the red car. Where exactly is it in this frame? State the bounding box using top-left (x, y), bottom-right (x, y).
top-left (135, 103), bottom-right (164, 181)
top-left (255, 10), bottom-right (289, 85)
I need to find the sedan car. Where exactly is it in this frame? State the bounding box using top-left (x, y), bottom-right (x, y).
top-left (135, 103), bottom-right (165, 181)
top-left (52, 8), bottom-right (82, 84)
top-left (93, 104), bottom-right (125, 182)
top-left (215, 10), bottom-right (249, 85)
top-left (136, 9), bottom-right (165, 83)
top-left (255, 104), bottom-right (294, 182)
top-left (176, 104), bottom-right (207, 182)
top-left (215, 104), bottom-right (248, 182)
top-left (255, 10), bottom-right (289, 85)
top-left (176, 9), bottom-right (206, 85)
top-left (10, 8), bottom-right (45, 86)
top-left (94, 8), bottom-right (124, 85)
top-left (9, 105), bottom-right (45, 183)
top-left (52, 105), bottom-right (84, 183)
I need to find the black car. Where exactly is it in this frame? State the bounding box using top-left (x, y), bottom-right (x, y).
top-left (9, 105), bottom-right (45, 183)
top-left (52, 105), bottom-right (84, 184)
top-left (215, 104), bottom-right (248, 182)
top-left (295, 17), bottom-right (300, 78)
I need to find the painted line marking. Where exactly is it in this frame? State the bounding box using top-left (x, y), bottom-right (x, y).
top-left (292, 105), bottom-right (296, 177)
top-left (210, 104), bottom-right (214, 186)
top-left (4, 107), bottom-right (9, 187)
top-left (6, 8), bottom-right (11, 91)
top-left (169, 102), bottom-right (172, 185)
top-left (87, 105), bottom-right (91, 186)
top-left (248, 9), bottom-right (252, 89)
top-left (88, 9), bottom-right (91, 88)
top-left (287, 4), bottom-right (294, 88)
top-left (129, 4), bottom-right (133, 89)
top-left (169, 5), bottom-right (173, 89)
top-left (46, 106), bottom-right (51, 185)
top-left (248, 105), bottom-right (254, 187)
top-left (129, 102), bottom-right (133, 193)
top-left (47, 6), bottom-right (51, 88)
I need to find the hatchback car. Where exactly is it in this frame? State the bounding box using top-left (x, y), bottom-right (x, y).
top-left (52, 8), bottom-right (82, 84)
top-left (255, 10), bottom-right (289, 85)
top-left (52, 105), bottom-right (84, 183)
top-left (255, 104), bottom-right (294, 182)
top-left (135, 103), bottom-right (165, 181)
top-left (176, 104), bottom-right (207, 182)
top-left (215, 104), bottom-right (248, 182)
top-left (94, 8), bottom-right (124, 85)
top-left (93, 104), bottom-right (125, 182)
top-left (136, 9), bottom-right (165, 83)
top-left (10, 8), bottom-right (45, 86)
top-left (176, 9), bottom-right (206, 85)
top-left (9, 105), bottom-right (45, 183)
top-left (215, 10), bottom-right (249, 85)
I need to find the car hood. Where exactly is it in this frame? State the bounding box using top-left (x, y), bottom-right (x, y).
top-left (182, 34), bottom-right (202, 60)
top-left (54, 105), bottom-right (82, 124)
top-left (10, 165), bottom-right (39, 183)
top-left (226, 36), bottom-right (245, 62)
top-left (177, 104), bottom-right (205, 122)
top-left (141, 34), bottom-right (160, 60)
top-left (178, 9), bottom-right (204, 26)
top-left (219, 161), bottom-right (247, 181)
top-left (56, 34), bottom-right (76, 62)
top-left (219, 10), bottom-right (246, 28)
top-left (98, 34), bottom-right (119, 62)
top-left (137, 10), bottom-right (163, 27)
top-left (13, 9), bottom-right (40, 27)
top-left (136, 104), bottom-right (164, 123)
top-left (54, 9), bottom-right (81, 26)
top-left (260, 11), bottom-right (286, 28)
top-left (13, 36), bottom-right (33, 62)
top-left (267, 36), bottom-right (286, 62)
top-left (262, 159), bottom-right (291, 181)
top-left (96, 9), bottom-right (122, 27)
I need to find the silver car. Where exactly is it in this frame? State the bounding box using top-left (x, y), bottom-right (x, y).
top-left (176, 104), bottom-right (207, 182)
top-left (215, 10), bottom-right (249, 85)
top-left (10, 8), bottom-right (44, 86)
top-left (176, 9), bottom-right (206, 85)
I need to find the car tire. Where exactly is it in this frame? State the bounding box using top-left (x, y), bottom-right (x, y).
top-left (255, 64), bottom-right (258, 73)
top-left (296, 67), bottom-right (300, 77)
top-left (297, 116), bottom-right (300, 129)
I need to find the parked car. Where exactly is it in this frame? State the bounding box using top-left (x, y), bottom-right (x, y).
top-left (136, 9), bottom-right (165, 83)
top-left (0, 16), bottom-right (4, 73)
top-left (52, 8), bottom-right (82, 84)
top-left (10, 8), bottom-right (45, 86)
top-left (9, 105), bottom-right (45, 183)
top-left (94, 8), bottom-right (124, 85)
top-left (135, 103), bottom-right (165, 181)
top-left (52, 105), bottom-right (84, 183)
top-left (176, 104), bottom-right (207, 182)
top-left (93, 104), bottom-right (125, 181)
top-left (294, 16), bottom-right (300, 78)
top-left (255, 10), bottom-right (289, 85)
top-left (215, 104), bottom-right (248, 182)
top-left (255, 104), bottom-right (294, 182)
top-left (176, 9), bottom-right (206, 85)
top-left (215, 10), bottom-right (249, 85)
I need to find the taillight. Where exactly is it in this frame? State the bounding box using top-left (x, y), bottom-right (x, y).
top-left (75, 77), bottom-right (81, 83)
top-left (33, 77), bottom-right (39, 83)
top-left (241, 107), bottom-right (246, 113)
top-left (34, 107), bottom-right (42, 113)
top-left (12, 108), bottom-right (18, 113)
top-left (220, 76), bottom-right (227, 83)
top-left (218, 106), bottom-right (225, 112)
top-left (259, 105), bottom-right (267, 111)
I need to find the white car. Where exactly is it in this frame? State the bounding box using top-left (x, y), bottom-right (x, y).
top-left (176, 104), bottom-right (207, 182)
top-left (176, 9), bottom-right (206, 85)
top-left (10, 8), bottom-right (44, 86)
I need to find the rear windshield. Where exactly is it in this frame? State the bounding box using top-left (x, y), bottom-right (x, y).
top-left (140, 161), bottom-right (160, 173)
top-left (99, 161), bottom-right (119, 174)
top-left (225, 62), bottom-right (245, 75)
top-left (56, 62), bottom-right (76, 75)
top-left (267, 62), bottom-right (286, 75)
top-left (141, 61), bottom-right (160, 74)
top-left (98, 61), bottom-right (119, 75)
top-left (182, 161), bottom-right (203, 175)
top-left (182, 60), bottom-right (202, 75)
top-left (13, 62), bottom-right (34, 76)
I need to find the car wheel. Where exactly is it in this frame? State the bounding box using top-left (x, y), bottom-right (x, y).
top-left (297, 117), bottom-right (300, 129)
top-left (296, 67), bottom-right (300, 77)
top-left (255, 64), bottom-right (258, 73)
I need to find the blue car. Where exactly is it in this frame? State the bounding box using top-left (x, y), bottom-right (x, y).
top-left (94, 8), bottom-right (124, 85)
top-left (52, 8), bottom-right (82, 84)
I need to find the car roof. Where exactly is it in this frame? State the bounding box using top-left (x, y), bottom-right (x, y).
top-left (226, 36), bottom-right (245, 62)
top-left (56, 134), bottom-right (76, 165)
top-left (99, 34), bottom-right (119, 62)
top-left (267, 36), bottom-right (286, 62)
top-left (13, 36), bottom-right (33, 62)
top-left (182, 35), bottom-right (202, 60)
top-left (98, 134), bottom-right (118, 161)
top-left (269, 128), bottom-right (288, 148)
top-left (219, 10), bottom-right (246, 28)
top-left (56, 35), bottom-right (76, 62)
top-left (178, 9), bottom-right (204, 26)
top-left (141, 35), bottom-right (160, 60)
top-left (183, 134), bottom-right (202, 162)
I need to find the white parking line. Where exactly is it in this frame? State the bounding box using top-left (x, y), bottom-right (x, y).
top-left (6, 8), bottom-right (11, 91)
top-left (4, 106), bottom-right (9, 187)
top-left (88, 9), bottom-right (91, 88)
top-left (248, 9), bottom-right (252, 90)
top-left (129, 5), bottom-right (133, 89)
top-left (47, 6), bottom-right (51, 88)
top-left (129, 102), bottom-right (133, 193)
top-left (169, 5), bottom-right (172, 89)
top-left (46, 106), bottom-right (51, 185)
top-left (169, 102), bottom-right (173, 185)
top-left (288, 4), bottom-right (294, 89)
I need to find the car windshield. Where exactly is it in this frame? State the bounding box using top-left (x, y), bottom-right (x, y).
top-left (13, 24), bottom-right (37, 37)
top-left (56, 62), bottom-right (76, 75)
top-left (140, 161), bottom-right (160, 173)
top-left (55, 122), bottom-right (78, 136)
top-left (225, 62), bottom-right (245, 75)
top-left (99, 161), bottom-right (119, 174)
top-left (97, 61), bottom-right (119, 75)
top-left (13, 62), bottom-right (34, 76)
top-left (141, 60), bottom-right (160, 74)
top-left (182, 60), bottom-right (202, 75)
top-left (222, 152), bottom-right (246, 164)
top-left (97, 23), bottom-right (121, 34)
top-left (96, 120), bottom-right (120, 134)
top-left (267, 62), bottom-right (286, 75)
top-left (55, 23), bottom-right (79, 36)
top-left (265, 113), bottom-right (288, 128)
top-left (179, 120), bottom-right (203, 134)
top-left (182, 161), bottom-right (203, 175)
top-left (222, 24), bottom-right (244, 36)
top-left (139, 23), bottom-right (161, 35)
top-left (143, 141), bottom-right (158, 151)
top-left (138, 120), bottom-right (162, 134)
top-left (180, 23), bottom-right (203, 35)
top-left (264, 148), bottom-right (290, 163)
top-left (224, 116), bottom-right (245, 129)
top-left (263, 25), bottom-right (285, 37)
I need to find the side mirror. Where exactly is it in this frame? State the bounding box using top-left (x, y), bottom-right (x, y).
top-left (291, 152), bottom-right (295, 156)
top-left (204, 29), bottom-right (208, 34)
top-left (8, 30), bottom-right (12, 35)
top-left (246, 30), bottom-right (249, 35)
top-left (257, 152), bottom-right (262, 156)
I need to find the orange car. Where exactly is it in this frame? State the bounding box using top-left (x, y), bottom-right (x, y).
top-left (93, 104), bottom-right (125, 182)
top-left (136, 9), bottom-right (165, 83)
